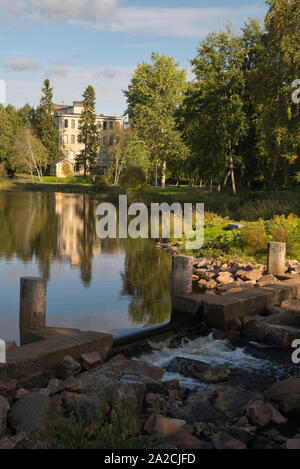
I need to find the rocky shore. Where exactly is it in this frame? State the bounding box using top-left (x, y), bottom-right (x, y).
top-left (1, 312), bottom-right (300, 449)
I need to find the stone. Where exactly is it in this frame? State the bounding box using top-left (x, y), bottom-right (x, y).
top-left (265, 379), bottom-right (300, 417)
top-left (0, 434), bottom-right (24, 449)
top-left (227, 318), bottom-right (242, 331)
top-left (196, 258), bottom-right (210, 269)
top-left (266, 403), bottom-right (288, 425)
top-left (164, 380), bottom-right (180, 390)
top-left (15, 388), bottom-right (29, 400)
top-left (57, 356), bottom-right (82, 380)
top-left (168, 400), bottom-right (227, 426)
top-left (216, 272), bottom-right (235, 285)
top-left (81, 351), bottom-right (102, 371)
top-left (146, 334), bottom-right (172, 350)
top-left (100, 358), bottom-right (164, 382)
top-left (64, 393), bottom-right (109, 420)
top-left (241, 315), bottom-right (300, 348)
top-left (257, 274), bottom-right (277, 286)
top-left (246, 400), bottom-right (271, 428)
top-left (47, 378), bottom-right (62, 396)
top-left (7, 393), bottom-right (51, 435)
top-left (0, 379), bottom-right (17, 402)
top-left (286, 439), bottom-right (300, 450)
top-left (0, 396), bottom-right (9, 438)
top-left (227, 224), bottom-right (244, 231)
top-left (281, 299), bottom-right (300, 314)
top-left (211, 431), bottom-right (247, 449)
top-left (236, 269), bottom-right (262, 282)
top-left (144, 414), bottom-right (205, 449)
top-left (165, 357), bottom-right (232, 384)
top-left (56, 376), bottom-right (87, 394)
top-left (206, 279), bottom-right (217, 290)
top-left (5, 341), bottom-right (17, 351)
top-left (213, 385), bottom-right (259, 421)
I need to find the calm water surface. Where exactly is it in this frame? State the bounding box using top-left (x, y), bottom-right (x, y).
top-left (0, 191), bottom-right (172, 343)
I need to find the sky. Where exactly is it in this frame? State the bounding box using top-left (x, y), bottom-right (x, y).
top-left (0, 0), bottom-right (268, 116)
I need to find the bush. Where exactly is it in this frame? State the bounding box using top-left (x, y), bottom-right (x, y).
top-left (119, 167), bottom-right (147, 193)
top-left (94, 175), bottom-right (109, 191)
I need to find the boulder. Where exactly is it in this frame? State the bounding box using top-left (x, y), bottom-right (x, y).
top-left (144, 414), bottom-right (205, 449)
top-left (57, 356), bottom-right (82, 380)
top-left (211, 431), bottom-right (247, 449)
top-left (286, 439), bottom-right (300, 450)
top-left (242, 315), bottom-right (300, 348)
top-left (165, 357), bottom-right (232, 384)
top-left (246, 400), bottom-right (271, 428)
top-left (213, 385), bottom-right (259, 420)
top-left (0, 379), bottom-right (17, 403)
top-left (281, 300), bottom-right (300, 314)
top-left (0, 434), bottom-right (24, 449)
top-left (81, 351), bottom-right (102, 371)
top-left (257, 274), bottom-right (277, 286)
top-left (236, 269), bottom-right (262, 282)
top-left (7, 393), bottom-right (51, 435)
top-left (265, 379), bottom-right (300, 417)
top-left (0, 396), bottom-right (9, 438)
top-left (146, 334), bottom-right (172, 350)
top-left (64, 393), bottom-right (109, 420)
top-left (168, 399), bottom-right (227, 426)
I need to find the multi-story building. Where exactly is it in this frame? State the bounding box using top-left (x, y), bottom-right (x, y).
top-left (51, 101), bottom-right (124, 177)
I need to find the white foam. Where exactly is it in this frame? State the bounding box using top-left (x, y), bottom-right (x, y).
top-left (136, 334), bottom-right (277, 389)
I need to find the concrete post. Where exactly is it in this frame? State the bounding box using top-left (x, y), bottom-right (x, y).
top-left (267, 242), bottom-right (286, 276)
top-left (171, 256), bottom-right (194, 298)
top-left (19, 277), bottom-right (46, 331)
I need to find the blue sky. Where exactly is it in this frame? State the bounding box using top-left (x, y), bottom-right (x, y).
top-left (0, 0), bottom-right (267, 115)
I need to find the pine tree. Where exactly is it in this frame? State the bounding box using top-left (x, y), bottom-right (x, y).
top-left (34, 79), bottom-right (61, 165)
top-left (77, 85), bottom-right (100, 176)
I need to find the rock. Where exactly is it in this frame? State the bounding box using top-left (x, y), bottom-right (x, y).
top-left (146, 334), bottom-right (172, 350)
top-left (5, 341), bottom-right (17, 351)
top-left (57, 356), bottom-right (82, 380)
top-left (223, 426), bottom-right (256, 445)
top-left (246, 400), bottom-right (271, 428)
top-left (266, 403), bottom-right (288, 425)
top-left (195, 258), bottom-right (210, 269)
top-left (99, 359), bottom-right (164, 382)
top-left (227, 224), bottom-right (244, 231)
top-left (192, 275), bottom-right (199, 281)
top-left (47, 379), bottom-right (62, 396)
top-left (281, 300), bottom-right (300, 314)
top-left (81, 351), bottom-right (102, 371)
top-left (15, 388), bottom-right (29, 400)
top-left (170, 418), bottom-right (186, 427)
top-left (241, 315), bottom-right (300, 348)
top-left (165, 357), bottom-right (232, 384)
top-left (0, 434), bottom-right (24, 449)
top-left (213, 385), bottom-right (259, 420)
top-left (144, 414), bottom-right (205, 449)
top-left (168, 400), bottom-right (227, 426)
top-left (0, 379), bottom-right (17, 403)
top-left (236, 269), bottom-right (262, 282)
top-left (108, 354), bottom-right (127, 363)
top-left (0, 396), bottom-right (9, 438)
top-left (146, 393), bottom-right (169, 415)
top-left (265, 305), bottom-right (289, 315)
top-left (211, 431), bottom-right (247, 449)
top-left (212, 329), bottom-right (227, 340)
top-left (64, 393), bottom-right (109, 420)
top-left (286, 439), bottom-right (300, 449)
top-left (236, 416), bottom-right (249, 427)
top-left (216, 272), bottom-right (235, 285)
top-left (257, 274), bottom-right (277, 286)
top-left (7, 393), bottom-right (51, 435)
top-left (228, 318), bottom-right (242, 331)
top-left (164, 380), bottom-right (180, 390)
top-left (265, 379), bottom-right (300, 417)
top-left (56, 376), bottom-right (87, 394)
top-left (206, 279), bottom-right (217, 290)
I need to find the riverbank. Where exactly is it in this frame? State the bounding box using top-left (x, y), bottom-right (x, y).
top-left (1, 314), bottom-right (300, 450)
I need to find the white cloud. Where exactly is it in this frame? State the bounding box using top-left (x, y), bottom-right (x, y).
top-left (3, 58), bottom-right (42, 72)
top-left (5, 65), bottom-right (133, 115)
top-left (46, 65), bottom-right (69, 77)
top-left (0, 2), bottom-right (267, 38)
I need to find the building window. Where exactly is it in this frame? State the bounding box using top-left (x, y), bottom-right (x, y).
top-left (64, 119), bottom-right (68, 128)
top-left (71, 120), bottom-right (75, 129)
top-left (103, 121), bottom-right (107, 131)
top-left (110, 121), bottom-right (113, 130)
top-left (71, 135), bottom-right (75, 144)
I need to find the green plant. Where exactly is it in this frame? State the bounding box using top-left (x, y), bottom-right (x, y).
top-left (119, 167), bottom-right (147, 193)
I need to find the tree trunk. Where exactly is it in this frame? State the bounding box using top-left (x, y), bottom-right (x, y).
top-left (161, 159), bottom-right (167, 188)
top-left (228, 138), bottom-right (236, 195)
top-left (269, 150), bottom-right (279, 192)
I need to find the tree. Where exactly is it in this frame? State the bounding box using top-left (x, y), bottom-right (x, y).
top-left (77, 85), bottom-right (100, 176)
top-left (124, 52), bottom-right (188, 188)
top-left (33, 79), bottom-right (61, 165)
top-left (14, 124), bottom-right (48, 182)
top-left (187, 25), bottom-right (248, 194)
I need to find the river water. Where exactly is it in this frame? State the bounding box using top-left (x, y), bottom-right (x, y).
top-left (0, 191), bottom-right (172, 343)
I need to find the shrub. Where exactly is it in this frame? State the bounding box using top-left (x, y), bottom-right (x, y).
top-left (240, 220), bottom-right (269, 253)
top-left (119, 167), bottom-right (147, 193)
top-left (267, 214), bottom-right (299, 255)
top-left (0, 163), bottom-right (7, 180)
top-left (94, 175), bottom-right (109, 191)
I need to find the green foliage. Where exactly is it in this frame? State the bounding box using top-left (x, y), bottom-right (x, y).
top-left (124, 52), bottom-right (189, 187)
top-left (77, 85), bottom-right (100, 176)
top-left (119, 167), bottom-right (148, 193)
top-left (33, 79), bottom-right (61, 164)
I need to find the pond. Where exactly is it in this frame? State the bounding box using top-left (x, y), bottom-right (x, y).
top-left (0, 191), bottom-right (172, 344)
